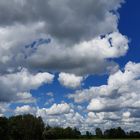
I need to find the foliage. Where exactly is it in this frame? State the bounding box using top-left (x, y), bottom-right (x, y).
top-left (1, 114), bottom-right (44, 140)
top-left (0, 114), bottom-right (140, 139)
top-left (0, 117), bottom-right (9, 140)
top-left (104, 127), bottom-right (126, 138)
top-left (95, 128), bottom-right (103, 138)
top-left (43, 126), bottom-right (81, 139)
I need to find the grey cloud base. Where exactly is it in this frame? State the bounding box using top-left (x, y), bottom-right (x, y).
top-left (0, 0), bottom-right (127, 75)
top-left (27, 32), bottom-right (128, 75)
top-left (0, 0), bottom-right (123, 43)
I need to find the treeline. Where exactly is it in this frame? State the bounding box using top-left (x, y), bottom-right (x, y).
top-left (0, 114), bottom-right (140, 140)
top-left (0, 114), bottom-right (80, 140)
top-left (0, 114), bottom-right (44, 140)
top-left (87, 127), bottom-right (140, 139)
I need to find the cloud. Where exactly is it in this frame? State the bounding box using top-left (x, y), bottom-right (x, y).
top-left (14, 105), bottom-right (36, 115)
top-left (0, 103), bottom-right (10, 116)
top-left (0, 24), bottom-right (129, 76)
top-left (58, 72), bottom-right (83, 89)
top-left (122, 111), bottom-right (131, 118)
top-left (69, 61), bottom-right (140, 113)
top-left (0, 22), bottom-right (47, 74)
top-left (87, 98), bottom-right (107, 112)
top-left (87, 97), bottom-right (121, 112)
top-left (37, 106), bottom-right (84, 130)
top-left (66, 62), bottom-right (140, 131)
top-left (28, 32), bottom-right (128, 75)
top-left (0, 0), bottom-right (128, 76)
top-left (0, 68), bottom-right (54, 103)
top-left (14, 104), bottom-right (85, 130)
top-left (86, 112), bottom-right (120, 125)
top-left (0, 0), bottom-right (124, 43)
top-left (37, 103), bottom-right (70, 116)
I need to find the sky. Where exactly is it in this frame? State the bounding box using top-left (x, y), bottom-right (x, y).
top-left (0, 0), bottom-right (140, 133)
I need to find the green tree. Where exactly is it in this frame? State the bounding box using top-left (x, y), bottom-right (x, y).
top-left (104, 127), bottom-right (126, 138)
top-left (73, 127), bottom-right (81, 138)
top-left (116, 127), bottom-right (126, 138)
top-left (95, 128), bottom-right (103, 138)
top-left (9, 114), bottom-right (44, 140)
top-left (86, 131), bottom-right (92, 138)
top-left (9, 115), bottom-right (24, 140)
top-left (0, 117), bottom-right (9, 140)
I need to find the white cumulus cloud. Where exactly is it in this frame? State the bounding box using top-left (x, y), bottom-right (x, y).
top-left (37, 103), bottom-right (70, 116)
top-left (0, 68), bottom-right (54, 103)
top-left (14, 105), bottom-right (36, 115)
top-left (58, 72), bottom-right (83, 89)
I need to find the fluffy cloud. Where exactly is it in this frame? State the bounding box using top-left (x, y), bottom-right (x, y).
top-left (87, 97), bottom-right (121, 112)
top-left (36, 104), bottom-right (140, 133)
top-left (122, 112), bottom-right (131, 118)
top-left (0, 0), bottom-right (124, 43)
top-left (0, 103), bottom-right (10, 116)
top-left (86, 112), bottom-right (120, 125)
top-left (87, 98), bottom-right (107, 112)
top-left (69, 62), bottom-right (140, 118)
top-left (69, 62), bottom-right (140, 105)
top-left (37, 105), bottom-right (85, 130)
top-left (0, 68), bottom-right (54, 103)
top-left (0, 22), bottom-right (47, 74)
top-left (14, 105), bottom-right (36, 115)
top-left (58, 72), bottom-right (83, 89)
top-left (67, 62), bottom-right (140, 131)
top-left (28, 32), bottom-right (128, 75)
top-left (85, 110), bottom-right (140, 132)
top-left (37, 103), bottom-right (70, 116)
top-left (0, 0), bottom-right (128, 76)
top-left (14, 104), bottom-right (85, 131)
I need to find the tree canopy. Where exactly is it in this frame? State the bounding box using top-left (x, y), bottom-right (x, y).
top-left (0, 114), bottom-right (140, 139)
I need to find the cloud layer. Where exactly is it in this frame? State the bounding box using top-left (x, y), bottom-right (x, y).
top-left (0, 68), bottom-right (54, 103)
top-left (0, 0), bottom-right (123, 42)
top-left (0, 0), bottom-right (127, 75)
top-left (28, 32), bottom-right (128, 75)
top-left (68, 62), bottom-right (140, 131)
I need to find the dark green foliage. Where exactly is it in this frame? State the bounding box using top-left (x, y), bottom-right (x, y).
top-left (0, 117), bottom-right (9, 140)
top-left (104, 127), bottom-right (126, 138)
top-left (9, 114), bottom-right (44, 140)
top-left (95, 128), bottom-right (103, 138)
top-left (128, 130), bottom-right (140, 138)
top-left (43, 126), bottom-right (81, 139)
top-left (85, 131), bottom-right (92, 138)
top-left (0, 114), bottom-right (140, 139)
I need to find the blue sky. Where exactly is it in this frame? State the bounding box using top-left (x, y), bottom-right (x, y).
top-left (0, 0), bottom-right (140, 133)
top-left (118, 0), bottom-right (140, 64)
